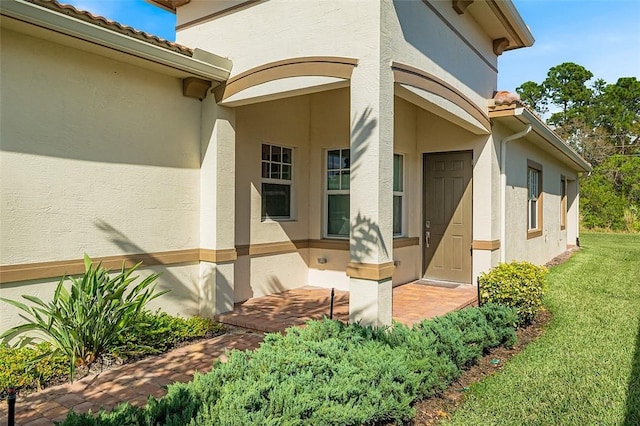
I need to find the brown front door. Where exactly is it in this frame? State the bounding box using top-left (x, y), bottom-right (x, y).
top-left (423, 151), bottom-right (472, 283)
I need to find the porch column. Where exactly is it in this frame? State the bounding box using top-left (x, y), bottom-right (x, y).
top-left (199, 96), bottom-right (237, 317)
top-left (347, 56), bottom-right (395, 327)
top-left (472, 136), bottom-right (501, 276)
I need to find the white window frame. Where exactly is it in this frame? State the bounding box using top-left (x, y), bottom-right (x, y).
top-left (324, 148), bottom-right (350, 238)
top-left (393, 153), bottom-right (405, 237)
top-left (261, 143), bottom-right (294, 221)
top-left (560, 175), bottom-right (567, 230)
top-left (527, 160), bottom-right (543, 238)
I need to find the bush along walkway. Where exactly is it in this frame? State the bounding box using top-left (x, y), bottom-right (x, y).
top-left (446, 233), bottom-right (640, 426)
top-left (57, 304), bottom-right (518, 426)
top-left (0, 329), bottom-right (263, 425)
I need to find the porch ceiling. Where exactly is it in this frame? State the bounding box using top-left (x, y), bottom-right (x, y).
top-left (396, 83), bottom-right (491, 135)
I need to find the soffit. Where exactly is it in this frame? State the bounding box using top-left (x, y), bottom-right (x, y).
top-left (458, 0), bottom-right (534, 52)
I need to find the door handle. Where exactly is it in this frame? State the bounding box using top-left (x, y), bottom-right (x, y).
top-left (425, 231), bottom-right (431, 248)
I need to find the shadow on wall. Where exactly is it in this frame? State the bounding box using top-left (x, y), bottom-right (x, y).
top-left (94, 220), bottom-right (220, 317)
top-left (349, 106), bottom-right (377, 177)
top-left (393, 0), bottom-right (493, 97)
top-left (625, 318), bottom-right (640, 425)
top-left (350, 212), bottom-right (388, 263)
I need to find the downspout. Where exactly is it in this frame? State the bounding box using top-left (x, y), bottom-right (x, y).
top-left (500, 124), bottom-right (532, 263)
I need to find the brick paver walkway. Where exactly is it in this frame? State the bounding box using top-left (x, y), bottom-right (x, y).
top-left (1, 281), bottom-right (476, 425)
top-left (0, 329), bottom-right (263, 426)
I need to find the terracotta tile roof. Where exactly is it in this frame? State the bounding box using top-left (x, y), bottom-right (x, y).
top-left (492, 90), bottom-right (522, 106)
top-left (25, 0), bottom-right (193, 57)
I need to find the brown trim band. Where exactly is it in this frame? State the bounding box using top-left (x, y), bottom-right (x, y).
top-left (237, 237), bottom-right (420, 255)
top-left (200, 248), bottom-right (238, 263)
top-left (346, 261), bottom-right (395, 281)
top-left (216, 56), bottom-right (358, 102)
top-left (393, 237), bottom-right (420, 248)
top-left (0, 249), bottom-right (201, 284)
top-left (3, 237), bottom-right (421, 283)
top-left (471, 240), bottom-right (501, 251)
top-left (392, 62), bottom-right (491, 131)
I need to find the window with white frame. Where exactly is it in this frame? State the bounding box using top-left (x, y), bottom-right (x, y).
top-left (261, 144), bottom-right (292, 220)
top-left (560, 176), bottom-right (567, 230)
top-left (527, 161), bottom-right (542, 234)
top-left (326, 148), bottom-right (350, 237)
top-left (393, 153), bottom-right (404, 236)
top-left (325, 149), bottom-right (404, 238)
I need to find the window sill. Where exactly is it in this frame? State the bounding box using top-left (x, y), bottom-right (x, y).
top-left (261, 218), bottom-right (296, 223)
top-left (527, 229), bottom-right (543, 239)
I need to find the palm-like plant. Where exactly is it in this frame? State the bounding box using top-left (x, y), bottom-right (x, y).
top-left (0, 254), bottom-right (167, 380)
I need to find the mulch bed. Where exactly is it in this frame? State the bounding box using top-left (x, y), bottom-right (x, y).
top-left (408, 246), bottom-right (579, 425)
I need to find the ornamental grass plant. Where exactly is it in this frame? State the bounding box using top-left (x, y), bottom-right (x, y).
top-left (0, 254), bottom-right (167, 380)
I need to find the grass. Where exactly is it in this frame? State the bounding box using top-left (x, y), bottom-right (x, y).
top-left (446, 233), bottom-right (640, 426)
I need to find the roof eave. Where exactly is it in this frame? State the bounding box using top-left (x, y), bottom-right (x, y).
top-left (1, 0), bottom-right (231, 82)
top-left (490, 106), bottom-right (593, 173)
top-left (146, 0), bottom-right (189, 13)
top-left (493, 0), bottom-right (535, 51)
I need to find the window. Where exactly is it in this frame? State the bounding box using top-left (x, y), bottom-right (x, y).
top-left (393, 153), bottom-right (404, 236)
top-left (326, 148), bottom-right (350, 237)
top-left (325, 149), bottom-right (404, 238)
top-left (527, 160), bottom-right (543, 237)
top-left (560, 176), bottom-right (567, 230)
top-left (261, 144), bottom-right (292, 220)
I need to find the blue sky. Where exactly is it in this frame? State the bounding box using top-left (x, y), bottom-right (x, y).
top-left (64, 0), bottom-right (640, 92)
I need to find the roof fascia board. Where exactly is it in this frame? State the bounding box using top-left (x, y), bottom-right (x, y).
top-left (493, 0), bottom-right (534, 49)
top-left (1, 0), bottom-right (231, 81)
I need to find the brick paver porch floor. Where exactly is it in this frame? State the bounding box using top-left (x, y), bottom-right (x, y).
top-left (1, 281), bottom-right (476, 425)
top-left (216, 281), bottom-right (479, 331)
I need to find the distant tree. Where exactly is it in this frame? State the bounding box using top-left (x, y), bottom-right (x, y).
top-left (543, 62), bottom-right (593, 127)
top-left (516, 81), bottom-right (548, 115)
top-left (516, 64), bottom-right (640, 231)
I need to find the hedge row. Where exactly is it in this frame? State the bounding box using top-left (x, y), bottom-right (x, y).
top-left (61, 303), bottom-right (517, 426)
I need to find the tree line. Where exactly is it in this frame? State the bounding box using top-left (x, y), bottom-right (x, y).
top-left (517, 63), bottom-right (640, 231)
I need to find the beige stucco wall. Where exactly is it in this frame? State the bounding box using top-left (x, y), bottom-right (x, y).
top-left (176, 0), bottom-right (497, 105)
top-left (387, 0), bottom-right (497, 102)
top-left (0, 29), bottom-right (204, 330)
top-left (496, 122), bottom-right (579, 265)
top-left (176, 0), bottom-right (380, 78)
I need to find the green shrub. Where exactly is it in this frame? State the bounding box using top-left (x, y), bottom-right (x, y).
top-left (479, 261), bottom-right (548, 324)
top-left (0, 254), bottom-right (167, 380)
top-left (0, 343), bottom-right (67, 398)
top-left (0, 311), bottom-right (221, 398)
top-left (114, 311), bottom-right (224, 360)
top-left (60, 304), bottom-right (518, 426)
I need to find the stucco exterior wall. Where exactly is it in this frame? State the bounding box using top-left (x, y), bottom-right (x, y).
top-left (176, 0), bottom-right (380, 77)
top-left (387, 0), bottom-right (497, 103)
top-left (0, 29), bottom-right (204, 329)
top-left (497, 124), bottom-right (579, 265)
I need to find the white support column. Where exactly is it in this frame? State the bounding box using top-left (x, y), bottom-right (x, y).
top-left (199, 95), bottom-right (237, 317)
top-left (347, 18), bottom-right (395, 326)
top-left (472, 136), bottom-right (501, 278)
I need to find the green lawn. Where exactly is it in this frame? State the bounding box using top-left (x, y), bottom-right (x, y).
top-left (446, 233), bottom-right (640, 426)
